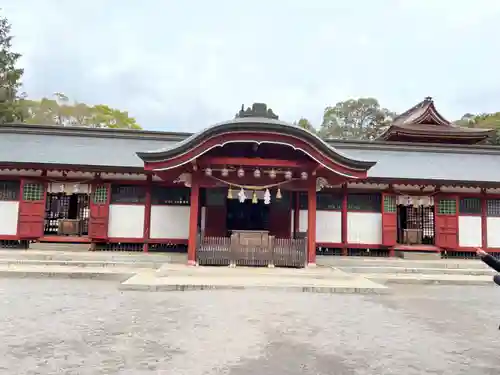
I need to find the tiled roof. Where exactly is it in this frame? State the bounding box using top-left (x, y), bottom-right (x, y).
top-left (379, 97), bottom-right (494, 142)
top-left (334, 144), bottom-right (500, 183)
top-left (2, 123), bottom-right (500, 184)
top-left (0, 124), bottom-right (183, 170)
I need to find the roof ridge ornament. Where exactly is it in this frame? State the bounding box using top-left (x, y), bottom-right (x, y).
top-left (235, 103), bottom-right (279, 120)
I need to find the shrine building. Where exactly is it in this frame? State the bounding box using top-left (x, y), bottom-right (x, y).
top-left (0, 98), bottom-right (498, 267)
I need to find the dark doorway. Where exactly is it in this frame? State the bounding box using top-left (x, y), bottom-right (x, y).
top-left (226, 199), bottom-right (270, 232)
top-left (397, 205), bottom-right (435, 245)
top-left (44, 193), bottom-right (90, 235)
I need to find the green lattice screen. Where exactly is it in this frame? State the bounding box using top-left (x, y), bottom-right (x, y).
top-left (438, 198), bottom-right (456, 215)
top-left (383, 195), bottom-right (396, 213)
top-left (22, 183), bottom-right (44, 201)
top-left (93, 185), bottom-right (108, 204)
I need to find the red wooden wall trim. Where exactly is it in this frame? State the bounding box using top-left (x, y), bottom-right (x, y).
top-left (142, 176), bottom-right (152, 252)
top-left (307, 179), bottom-right (317, 264)
top-left (481, 189), bottom-right (488, 249)
top-left (187, 173), bottom-right (200, 265)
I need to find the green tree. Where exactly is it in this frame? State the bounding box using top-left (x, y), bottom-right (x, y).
top-left (455, 112), bottom-right (500, 144)
top-left (22, 94), bottom-right (142, 129)
top-left (0, 12), bottom-right (24, 123)
top-left (319, 97), bottom-right (396, 140)
top-left (294, 117), bottom-right (316, 133)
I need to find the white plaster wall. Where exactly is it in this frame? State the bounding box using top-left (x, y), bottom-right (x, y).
top-left (150, 205), bottom-right (190, 239)
top-left (297, 210), bottom-right (342, 243)
top-left (108, 205), bottom-right (145, 238)
top-left (0, 201), bottom-right (18, 235)
top-left (347, 212), bottom-right (382, 244)
top-left (487, 217), bottom-right (500, 248)
top-left (298, 210), bottom-right (308, 233)
top-left (201, 207), bottom-right (206, 232)
top-left (459, 216), bottom-right (482, 247)
top-left (316, 211), bottom-right (342, 243)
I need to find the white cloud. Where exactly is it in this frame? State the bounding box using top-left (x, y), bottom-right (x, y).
top-left (2, 0), bottom-right (500, 131)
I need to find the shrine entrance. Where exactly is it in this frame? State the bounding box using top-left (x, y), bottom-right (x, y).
top-left (396, 195), bottom-right (436, 245)
top-left (226, 198), bottom-right (270, 232)
top-left (137, 102), bottom-right (376, 266)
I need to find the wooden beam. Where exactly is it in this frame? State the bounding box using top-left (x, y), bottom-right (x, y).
top-left (198, 157), bottom-right (312, 169)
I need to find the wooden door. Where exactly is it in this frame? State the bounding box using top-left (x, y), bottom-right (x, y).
top-left (18, 180), bottom-right (46, 239)
top-left (204, 188), bottom-right (227, 237)
top-left (88, 183), bottom-right (110, 240)
top-left (381, 193), bottom-right (397, 246)
top-left (435, 195), bottom-right (458, 248)
top-left (269, 191), bottom-right (291, 238)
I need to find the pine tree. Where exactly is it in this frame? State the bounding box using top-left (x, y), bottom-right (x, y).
top-left (0, 12), bottom-right (23, 123)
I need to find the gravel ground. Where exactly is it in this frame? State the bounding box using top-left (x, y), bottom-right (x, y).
top-left (0, 280), bottom-right (499, 375)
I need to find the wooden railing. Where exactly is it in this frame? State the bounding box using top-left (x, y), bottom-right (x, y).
top-left (196, 234), bottom-right (307, 268)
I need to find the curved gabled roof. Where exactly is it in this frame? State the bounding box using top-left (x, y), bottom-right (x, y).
top-left (136, 116), bottom-right (376, 177)
top-left (378, 97), bottom-right (495, 143)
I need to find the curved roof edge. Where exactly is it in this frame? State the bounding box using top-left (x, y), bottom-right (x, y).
top-left (136, 117), bottom-right (376, 171)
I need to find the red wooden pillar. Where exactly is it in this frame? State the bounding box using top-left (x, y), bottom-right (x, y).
top-left (307, 180), bottom-right (316, 265)
top-left (481, 189), bottom-right (488, 249)
top-left (187, 174), bottom-right (200, 265)
top-left (341, 183), bottom-right (348, 256)
top-left (142, 175), bottom-right (152, 253)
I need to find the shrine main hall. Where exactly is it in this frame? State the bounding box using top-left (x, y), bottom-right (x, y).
top-left (0, 98), bottom-right (499, 267)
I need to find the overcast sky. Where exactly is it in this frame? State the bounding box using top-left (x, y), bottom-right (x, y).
top-left (3, 0), bottom-right (500, 131)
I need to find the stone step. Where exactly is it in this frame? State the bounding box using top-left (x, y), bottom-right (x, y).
top-left (0, 259), bottom-right (161, 269)
top-left (156, 264), bottom-right (360, 280)
top-left (31, 243), bottom-right (91, 252)
top-left (0, 264), bottom-right (150, 281)
top-left (338, 266), bottom-right (495, 276)
top-left (364, 273), bottom-right (493, 285)
top-left (121, 270), bottom-right (389, 294)
top-left (0, 250), bottom-right (180, 263)
top-left (316, 256), bottom-right (488, 270)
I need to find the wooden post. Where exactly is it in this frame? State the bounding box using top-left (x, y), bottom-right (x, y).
top-left (341, 183), bottom-right (348, 256)
top-left (142, 175), bottom-right (152, 253)
top-left (187, 174), bottom-right (200, 265)
top-left (293, 191), bottom-right (300, 238)
top-left (481, 189), bottom-right (488, 250)
top-left (307, 180), bottom-right (316, 265)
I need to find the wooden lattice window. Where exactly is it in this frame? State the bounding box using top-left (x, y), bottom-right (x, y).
top-left (347, 193), bottom-right (381, 212)
top-left (459, 197), bottom-right (481, 215)
top-left (0, 181), bottom-right (20, 201)
top-left (92, 185), bottom-right (108, 204)
top-left (487, 199), bottom-right (500, 217)
top-left (111, 184), bottom-right (146, 204)
top-left (437, 198), bottom-right (456, 215)
top-left (383, 195), bottom-right (396, 213)
top-left (316, 192), bottom-right (342, 210)
top-left (152, 186), bottom-right (190, 205)
top-left (23, 182), bottom-right (44, 201)
top-left (298, 191), bottom-right (341, 210)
